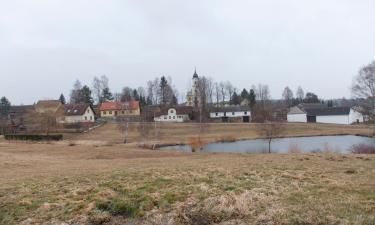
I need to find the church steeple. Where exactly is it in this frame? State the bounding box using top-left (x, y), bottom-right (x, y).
top-left (193, 67), bottom-right (198, 79)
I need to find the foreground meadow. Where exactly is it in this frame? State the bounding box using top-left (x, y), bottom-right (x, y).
top-left (0, 123), bottom-right (374, 224)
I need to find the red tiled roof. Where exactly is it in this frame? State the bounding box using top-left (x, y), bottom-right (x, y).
top-left (100, 101), bottom-right (139, 111)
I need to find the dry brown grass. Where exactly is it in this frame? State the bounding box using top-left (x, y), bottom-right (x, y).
top-left (0, 141), bottom-right (374, 225)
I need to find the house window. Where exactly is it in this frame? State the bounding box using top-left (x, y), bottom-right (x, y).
top-left (173, 116), bottom-right (175, 119)
top-left (90, 116), bottom-right (92, 120)
top-left (122, 111), bottom-right (125, 114)
top-left (109, 111), bottom-right (112, 114)
top-left (85, 116), bottom-right (87, 120)
top-left (169, 116), bottom-right (171, 119)
top-left (87, 109), bottom-right (89, 113)
top-left (164, 116), bottom-right (167, 119)
top-left (232, 112), bottom-right (235, 115)
top-left (103, 111), bottom-right (107, 115)
top-left (215, 113), bottom-right (218, 116)
top-left (244, 111), bottom-right (247, 115)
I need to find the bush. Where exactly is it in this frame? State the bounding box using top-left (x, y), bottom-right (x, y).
top-left (350, 144), bottom-right (375, 154)
top-left (4, 134), bottom-right (63, 141)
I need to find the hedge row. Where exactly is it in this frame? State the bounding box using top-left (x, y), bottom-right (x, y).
top-left (5, 134), bottom-right (63, 141)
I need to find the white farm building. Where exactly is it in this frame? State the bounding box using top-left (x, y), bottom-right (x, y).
top-left (154, 106), bottom-right (193, 123)
top-left (209, 106), bottom-right (251, 122)
top-left (287, 104), bottom-right (364, 125)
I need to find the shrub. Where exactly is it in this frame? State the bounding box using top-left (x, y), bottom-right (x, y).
top-left (350, 144), bottom-right (375, 154)
top-left (4, 134), bottom-right (63, 141)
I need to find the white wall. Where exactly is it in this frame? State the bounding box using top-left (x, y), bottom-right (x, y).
top-left (154, 108), bottom-right (189, 123)
top-left (316, 115), bottom-right (349, 125)
top-left (349, 109), bottom-right (364, 124)
top-left (64, 107), bottom-right (95, 123)
top-left (287, 113), bottom-right (307, 123)
top-left (210, 111), bottom-right (251, 118)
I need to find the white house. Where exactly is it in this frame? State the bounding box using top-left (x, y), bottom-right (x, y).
top-left (154, 106), bottom-right (193, 123)
top-left (210, 106), bottom-right (251, 122)
top-left (287, 104), bottom-right (364, 125)
top-left (60, 104), bottom-right (96, 123)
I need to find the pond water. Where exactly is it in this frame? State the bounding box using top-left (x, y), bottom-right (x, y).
top-left (159, 135), bottom-right (375, 154)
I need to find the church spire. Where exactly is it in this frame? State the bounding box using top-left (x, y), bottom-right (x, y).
top-left (193, 67), bottom-right (198, 78)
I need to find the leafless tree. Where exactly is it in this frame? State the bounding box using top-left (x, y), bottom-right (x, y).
top-left (219, 81), bottom-right (226, 104)
top-left (70, 80), bottom-right (82, 104)
top-left (352, 61), bottom-right (375, 120)
top-left (121, 87), bottom-right (132, 102)
top-left (252, 84), bottom-right (271, 122)
top-left (206, 77), bottom-right (214, 104)
top-left (282, 86), bottom-right (294, 107)
top-left (214, 82), bottom-right (222, 107)
top-left (225, 81), bottom-right (234, 103)
top-left (117, 117), bottom-right (129, 143)
top-left (256, 122), bottom-right (284, 153)
top-left (137, 86), bottom-right (146, 99)
top-left (92, 75), bottom-right (109, 104)
top-left (296, 86), bottom-right (304, 102)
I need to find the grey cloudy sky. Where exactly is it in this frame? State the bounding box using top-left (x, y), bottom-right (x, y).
top-left (1, 0), bottom-right (374, 104)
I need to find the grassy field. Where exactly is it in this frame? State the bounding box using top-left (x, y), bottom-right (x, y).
top-left (0, 123), bottom-right (374, 224)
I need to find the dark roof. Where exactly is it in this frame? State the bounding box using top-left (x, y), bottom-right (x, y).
top-left (299, 103), bottom-right (328, 109)
top-left (64, 104), bottom-right (93, 116)
top-left (193, 69), bottom-right (198, 78)
top-left (304, 107), bottom-right (351, 116)
top-left (9, 105), bottom-right (34, 114)
top-left (209, 106), bottom-right (251, 113)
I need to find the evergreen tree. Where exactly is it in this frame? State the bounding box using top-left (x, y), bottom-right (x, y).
top-left (240, 88), bottom-right (249, 101)
top-left (146, 96), bottom-right (153, 105)
top-left (231, 91), bottom-right (241, 105)
top-left (80, 85), bottom-right (94, 105)
top-left (249, 89), bottom-right (256, 108)
top-left (0, 96), bottom-right (11, 116)
top-left (59, 94), bottom-right (66, 104)
top-left (159, 76), bottom-right (168, 105)
top-left (304, 92), bottom-right (319, 103)
top-left (101, 87), bottom-right (114, 102)
top-left (132, 89), bottom-right (140, 101)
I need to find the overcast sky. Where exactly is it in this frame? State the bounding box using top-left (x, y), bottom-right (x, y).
top-left (1, 0), bottom-right (375, 104)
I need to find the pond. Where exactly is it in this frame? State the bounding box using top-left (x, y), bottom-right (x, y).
top-left (159, 135), bottom-right (375, 154)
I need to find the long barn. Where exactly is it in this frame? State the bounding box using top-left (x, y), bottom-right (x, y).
top-left (287, 104), bottom-right (364, 125)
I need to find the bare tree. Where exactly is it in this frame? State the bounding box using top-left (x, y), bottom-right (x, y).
top-left (214, 82), bottom-right (222, 106)
top-left (225, 81), bottom-right (234, 104)
top-left (352, 61), bottom-right (375, 120)
top-left (121, 87), bottom-right (133, 102)
top-left (256, 122), bottom-right (284, 153)
top-left (219, 82), bottom-right (226, 105)
top-left (282, 86), bottom-right (294, 107)
top-left (296, 86), bottom-right (304, 102)
top-left (252, 84), bottom-right (271, 122)
top-left (117, 117), bottom-right (129, 143)
top-left (70, 80), bottom-right (82, 104)
top-left (206, 77), bottom-right (214, 104)
top-left (92, 75), bottom-right (110, 104)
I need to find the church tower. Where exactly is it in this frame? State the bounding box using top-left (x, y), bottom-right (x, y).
top-left (186, 68), bottom-right (201, 107)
